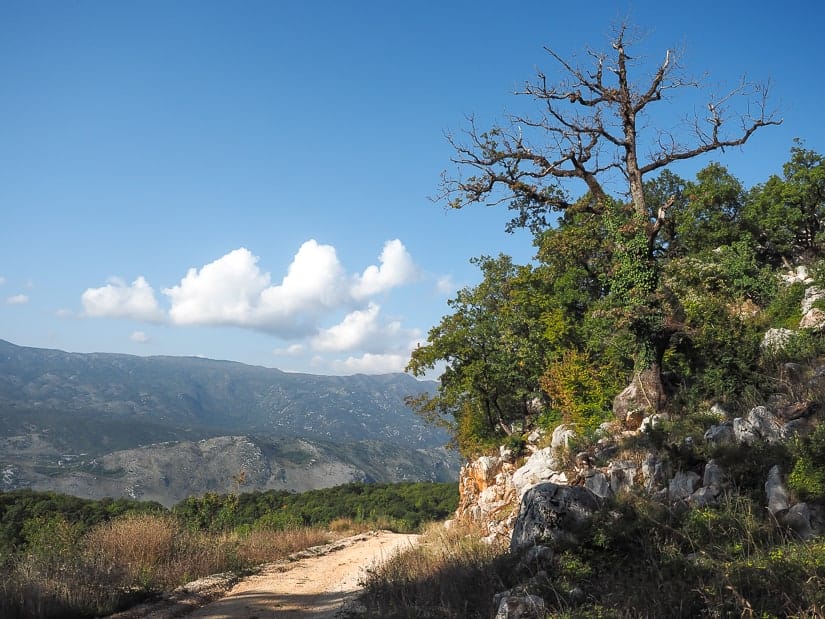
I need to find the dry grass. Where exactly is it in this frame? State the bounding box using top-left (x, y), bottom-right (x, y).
top-left (357, 522), bottom-right (515, 618)
top-left (235, 526), bottom-right (330, 564)
top-left (0, 513), bottom-right (334, 619)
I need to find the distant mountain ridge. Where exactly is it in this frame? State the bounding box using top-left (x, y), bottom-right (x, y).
top-left (0, 340), bottom-right (458, 505)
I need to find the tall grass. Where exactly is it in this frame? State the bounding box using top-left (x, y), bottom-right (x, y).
top-left (357, 522), bottom-right (517, 618)
top-left (0, 513), bottom-right (330, 619)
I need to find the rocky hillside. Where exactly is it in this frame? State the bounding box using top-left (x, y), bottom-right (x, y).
top-left (0, 340), bottom-right (459, 504)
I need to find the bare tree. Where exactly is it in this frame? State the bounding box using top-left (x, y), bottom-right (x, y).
top-left (440, 24), bottom-right (780, 414)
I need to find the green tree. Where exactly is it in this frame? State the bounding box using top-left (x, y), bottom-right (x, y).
top-left (744, 140), bottom-right (825, 259)
top-left (438, 25), bottom-right (778, 413)
top-left (406, 255), bottom-right (551, 454)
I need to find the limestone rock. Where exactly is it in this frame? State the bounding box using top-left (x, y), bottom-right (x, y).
top-left (510, 482), bottom-right (602, 552)
top-left (802, 285), bottom-right (825, 314)
top-left (747, 406), bottom-right (783, 442)
top-left (454, 453), bottom-right (518, 544)
top-left (689, 486), bottom-right (721, 508)
top-left (551, 424), bottom-right (576, 451)
top-left (640, 413), bottom-right (670, 433)
top-left (704, 422), bottom-right (735, 446)
top-left (512, 448), bottom-right (559, 496)
top-left (641, 452), bottom-right (668, 492)
top-left (765, 465), bottom-right (789, 515)
top-left (494, 594), bottom-right (546, 619)
top-left (612, 380), bottom-right (653, 427)
top-left (669, 470), bottom-right (701, 501)
top-left (703, 460), bottom-right (725, 489)
top-left (800, 308), bottom-right (825, 330)
top-left (607, 460), bottom-right (637, 494)
top-left (784, 502), bottom-right (814, 539)
top-left (732, 417), bottom-right (759, 444)
top-left (584, 470), bottom-right (612, 499)
top-left (761, 328), bottom-right (794, 353)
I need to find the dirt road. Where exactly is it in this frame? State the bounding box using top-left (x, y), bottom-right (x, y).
top-left (187, 530), bottom-right (418, 619)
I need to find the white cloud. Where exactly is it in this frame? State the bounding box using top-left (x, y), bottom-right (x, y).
top-left (164, 242), bottom-right (349, 335)
top-left (164, 248), bottom-right (271, 326)
top-left (331, 352), bottom-right (410, 374)
top-left (6, 294), bottom-right (29, 305)
top-left (311, 303), bottom-right (416, 354)
top-left (82, 276), bottom-right (164, 321)
top-left (0, 276), bottom-right (6, 286)
top-left (351, 239), bottom-right (418, 299)
top-left (162, 240), bottom-right (419, 338)
top-left (55, 308), bottom-right (73, 318)
top-left (273, 343), bottom-right (305, 356)
top-left (435, 275), bottom-right (455, 295)
top-left (130, 330), bottom-right (150, 343)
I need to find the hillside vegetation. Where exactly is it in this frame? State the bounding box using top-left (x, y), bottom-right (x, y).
top-left (0, 481), bottom-right (456, 618)
top-left (363, 26), bottom-right (825, 618)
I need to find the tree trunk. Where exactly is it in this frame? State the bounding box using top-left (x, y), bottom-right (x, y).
top-left (613, 338), bottom-right (668, 426)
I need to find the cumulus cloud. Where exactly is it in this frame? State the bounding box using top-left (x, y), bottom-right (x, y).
top-left (351, 239), bottom-right (418, 299)
top-left (6, 294), bottom-right (29, 305)
top-left (330, 352), bottom-right (410, 374)
top-left (130, 330), bottom-right (150, 343)
top-left (163, 242), bottom-right (349, 335)
top-left (311, 303), bottom-right (417, 354)
top-left (78, 240), bottom-right (424, 373)
top-left (82, 276), bottom-right (164, 321)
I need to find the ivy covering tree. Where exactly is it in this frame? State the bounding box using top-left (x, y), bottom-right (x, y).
top-left (410, 25), bottom-right (783, 452)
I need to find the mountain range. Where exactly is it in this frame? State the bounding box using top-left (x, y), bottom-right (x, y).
top-left (0, 339), bottom-right (458, 506)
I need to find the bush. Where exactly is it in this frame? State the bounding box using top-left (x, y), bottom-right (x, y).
top-left (788, 423), bottom-right (825, 501)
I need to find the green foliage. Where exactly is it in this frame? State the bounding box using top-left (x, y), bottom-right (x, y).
top-left (539, 349), bottom-right (622, 432)
top-left (671, 162), bottom-right (748, 255)
top-left (744, 140), bottom-right (825, 259)
top-left (788, 423), bottom-right (825, 500)
top-left (0, 490), bottom-right (164, 560)
top-left (174, 482), bottom-right (458, 533)
top-left (765, 281), bottom-right (806, 329)
top-left (407, 255), bottom-right (552, 455)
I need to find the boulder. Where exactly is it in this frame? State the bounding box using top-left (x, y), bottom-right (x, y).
top-left (765, 465), bottom-right (789, 515)
top-left (703, 460), bottom-right (726, 489)
top-left (800, 308), bottom-right (825, 330)
top-left (669, 470), bottom-right (701, 501)
top-left (747, 406), bottom-right (783, 442)
top-left (802, 285), bottom-right (825, 314)
top-left (781, 265), bottom-right (814, 285)
top-left (689, 486), bottom-right (721, 508)
top-left (761, 328), bottom-right (794, 353)
top-left (521, 544), bottom-right (555, 566)
top-left (612, 380), bottom-right (652, 427)
top-left (551, 424), bottom-right (576, 451)
top-left (783, 502), bottom-right (814, 540)
top-left (640, 413), bottom-right (670, 433)
top-left (704, 422), bottom-right (735, 446)
top-left (607, 460), bottom-right (637, 494)
top-left (781, 418), bottom-right (813, 440)
top-left (494, 594), bottom-right (546, 619)
top-left (510, 483), bottom-right (602, 552)
top-left (641, 452), bottom-right (668, 492)
top-left (584, 470), bottom-right (612, 499)
top-left (512, 448), bottom-right (559, 496)
top-left (732, 417), bottom-right (759, 444)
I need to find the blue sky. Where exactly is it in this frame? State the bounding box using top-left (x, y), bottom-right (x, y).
top-left (2, 1), bottom-right (823, 375)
